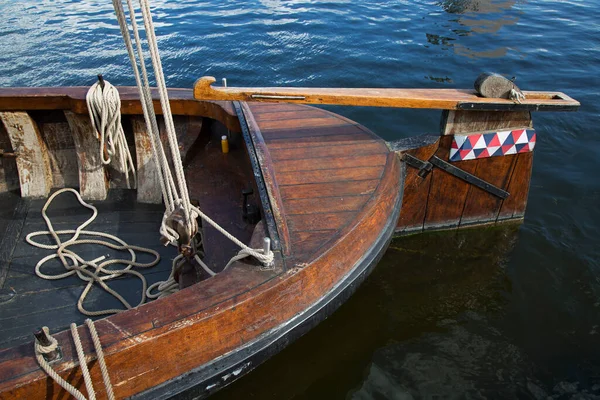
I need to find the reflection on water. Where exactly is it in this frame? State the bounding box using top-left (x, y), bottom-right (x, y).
top-left (430, 0), bottom-right (521, 58)
top-left (1, 0), bottom-right (599, 398)
top-left (214, 224), bottom-right (551, 399)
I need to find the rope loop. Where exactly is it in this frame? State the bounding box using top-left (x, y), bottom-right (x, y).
top-left (86, 79), bottom-right (137, 189)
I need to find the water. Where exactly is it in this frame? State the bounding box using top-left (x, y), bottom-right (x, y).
top-left (1, 0), bottom-right (599, 398)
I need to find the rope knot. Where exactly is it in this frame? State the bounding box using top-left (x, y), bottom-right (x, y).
top-left (34, 327), bottom-right (58, 355)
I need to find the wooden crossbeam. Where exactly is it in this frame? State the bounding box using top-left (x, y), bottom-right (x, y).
top-left (193, 76), bottom-right (580, 112)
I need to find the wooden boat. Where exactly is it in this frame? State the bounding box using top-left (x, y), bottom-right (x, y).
top-left (0, 79), bottom-right (578, 399)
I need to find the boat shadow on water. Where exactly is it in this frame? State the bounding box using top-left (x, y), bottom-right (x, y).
top-left (213, 224), bottom-right (599, 400)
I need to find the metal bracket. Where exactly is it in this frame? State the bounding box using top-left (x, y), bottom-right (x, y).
top-left (402, 153), bottom-right (510, 199)
top-left (402, 153), bottom-right (433, 178)
top-left (429, 156), bottom-right (509, 199)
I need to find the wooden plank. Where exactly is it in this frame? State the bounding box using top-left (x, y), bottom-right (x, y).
top-left (423, 135), bottom-right (478, 230)
top-left (287, 212), bottom-right (354, 232)
top-left (395, 138), bottom-right (440, 233)
top-left (0, 87), bottom-right (241, 133)
top-left (288, 230), bottom-right (336, 255)
top-left (275, 154), bottom-right (387, 173)
top-left (265, 133), bottom-right (374, 149)
top-left (498, 152), bottom-right (533, 220)
top-left (278, 166), bottom-right (383, 186)
top-left (442, 110), bottom-right (533, 135)
top-left (64, 111), bottom-right (108, 201)
top-left (253, 109), bottom-right (326, 122)
top-left (0, 112), bottom-right (52, 198)
top-left (37, 120), bottom-right (79, 189)
top-left (270, 141), bottom-right (384, 161)
top-left (0, 121), bottom-right (19, 193)
top-left (131, 116), bottom-right (162, 204)
top-left (262, 124), bottom-right (363, 140)
top-left (280, 180), bottom-right (379, 200)
top-left (258, 117), bottom-right (345, 131)
top-left (285, 195), bottom-right (369, 215)
top-left (241, 102), bottom-right (292, 256)
top-left (194, 76), bottom-right (580, 111)
top-left (460, 154), bottom-right (518, 226)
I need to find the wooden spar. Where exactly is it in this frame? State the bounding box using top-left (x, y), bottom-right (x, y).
top-left (193, 76), bottom-right (580, 111)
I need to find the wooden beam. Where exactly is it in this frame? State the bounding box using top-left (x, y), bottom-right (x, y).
top-left (131, 116), bottom-right (162, 204)
top-left (64, 111), bottom-right (108, 201)
top-left (193, 76), bottom-right (580, 112)
top-left (0, 112), bottom-right (52, 198)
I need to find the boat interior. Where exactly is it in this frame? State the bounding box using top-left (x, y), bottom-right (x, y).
top-left (0, 88), bottom-right (395, 355)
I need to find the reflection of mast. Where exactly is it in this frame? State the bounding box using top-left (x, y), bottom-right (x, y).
top-left (432, 0), bottom-right (521, 58)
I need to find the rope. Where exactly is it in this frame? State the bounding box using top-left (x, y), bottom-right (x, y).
top-left (34, 321), bottom-right (115, 400)
top-left (111, 0), bottom-right (275, 269)
top-left (26, 188), bottom-right (161, 316)
top-left (86, 80), bottom-right (137, 189)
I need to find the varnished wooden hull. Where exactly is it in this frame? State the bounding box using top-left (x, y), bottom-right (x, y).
top-left (0, 88), bottom-right (402, 399)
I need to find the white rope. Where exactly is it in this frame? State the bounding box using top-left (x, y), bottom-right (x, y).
top-left (111, 0), bottom-right (274, 272)
top-left (34, 321), bottom-right (115, 400)
top-left (26, 188), bottom-right (161, 316)
top-left (86, 80), bottom-right (137, 189)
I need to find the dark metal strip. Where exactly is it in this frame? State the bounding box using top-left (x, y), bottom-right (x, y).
top-left (429, 156), bottom-right (510, 199)
top-left (233, 101), bottom-right (281, 251)
top-left (457, 102), bottom-right (579, 112)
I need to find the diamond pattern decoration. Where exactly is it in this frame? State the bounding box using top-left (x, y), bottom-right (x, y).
top-left (450, 129), bottom-right (536, 162)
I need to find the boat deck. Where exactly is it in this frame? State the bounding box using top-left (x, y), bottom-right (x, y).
top-left (243, 102), bottom-right (391, 265)
top-left (0, 190), bottom-right (172, 349)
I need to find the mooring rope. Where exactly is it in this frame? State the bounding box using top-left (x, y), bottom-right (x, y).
top-left (34, 320), bottom-right (115, 400)
top-left (26, 188), bottom-right (161, 316)
top-left (111, 0), bottom-right (274, 268)
top-left (86, 79), bottom-right (137, 189)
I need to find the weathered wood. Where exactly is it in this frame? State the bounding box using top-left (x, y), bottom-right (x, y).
top-left (0, 121), bottom-right (19, 193)
top-left (37, 117), bottom-right (79, 189)
top-left (441, 110), bottom-right (533, 135)
top-left (64, 111), bottom-right (108, 201)
top-left (131, 116), bottom-right (162, 204)
top-left (460, 154), bottom-right (518, 226)
top-left (0, 87), bottom-right (240, 133)
top-left (424, 135), bottom-right (478, 230)
top-left (194, 76), bottom-right (580, 111)
top-left (0, 112), bottom-right (53, 198)
top-left (498, 152), bottom-right (534, 220)
top-left (395, 137), bottom-right (440, 233)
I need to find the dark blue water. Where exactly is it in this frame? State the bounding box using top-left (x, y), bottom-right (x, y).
top-left (1, 0), bottom-right (599, 398)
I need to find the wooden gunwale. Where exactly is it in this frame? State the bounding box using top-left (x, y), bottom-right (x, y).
top-left (0, 89), bottom-right (400, 399)
top-left (0, 87), bottom-right (240, 132)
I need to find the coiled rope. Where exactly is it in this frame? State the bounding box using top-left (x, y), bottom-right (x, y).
top-left (34, 320), bottom-right (115, 400)
top-left (26, 188), bottom-right (160, 316)
top-left (86, 79), bottom-right (137, 189)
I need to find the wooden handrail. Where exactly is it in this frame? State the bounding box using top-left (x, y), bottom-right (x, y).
top-left (193, 76), bottom-right (580, 112)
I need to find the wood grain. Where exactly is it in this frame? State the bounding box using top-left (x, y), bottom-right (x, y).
top-left (394, 137), bottom-right (440, 233)
top-left (498, 152), bottom-right (534, 220)
top-left (0, 87), bottom-right (240, 133)
top-left (194, 76), bottom-right (580, 111)
top-left (0, 112), bottom-right (53, 198)
top-left (64, 111), bottom-right (108, 201)
top-left (131, 116), bottom-right (162, 204)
